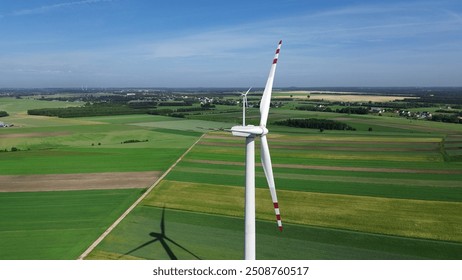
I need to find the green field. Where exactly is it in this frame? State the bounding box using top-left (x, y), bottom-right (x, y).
top-left (1, 96), bottom-right (461, 260)
top-left (0, 117), bottom-right (202, 175)
top-left (88, 110), bottom-right (462, 259)
top-left (87, 206), bottom-right (462, 260)
top-left (0, 98), bottom-right (218, 259)
top-left (0, 189), bottom-right (142, 259)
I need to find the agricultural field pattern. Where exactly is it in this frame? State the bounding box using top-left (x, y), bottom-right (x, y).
top-left (0, 90), bottom-right (461, 260)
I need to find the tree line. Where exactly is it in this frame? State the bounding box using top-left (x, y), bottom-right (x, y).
top-left (296, 105), bottom-right (369, 115)
top-left (431, 114), bottom-right (462, 124)
top-left (27, 103), bottom-right (147, 118)
top-left (274, 118), bottom-right (356, 131)
top-left (28, 103), bottom-right (213, 118)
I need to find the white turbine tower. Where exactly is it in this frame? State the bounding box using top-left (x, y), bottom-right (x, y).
top-left (230, 40), bottom-right (282, 260)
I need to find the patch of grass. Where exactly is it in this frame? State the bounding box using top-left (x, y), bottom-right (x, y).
top-left (0, 147), bottom-right (189, 175)
top-left (132, 119), bottom-right (233, 132)
top-left (0, 189), bottom-right (143, 259)
top-left (0, 122), bottom-right (200, 175)
top-left (184, 146), bottom-right (454, 171)
top-left (150, 128), bottom-right (204, 137)
top-left (165, 166), bottom-right (462, 202)
top-left (77, 114), bottom-right (174, 124)
top-left (142, 180), bottom-right (462, 243)
top-left (0, 124), bottom-right (198, 150)
top-left (0, 97), bottom-right (83, 115)
top-left (87, 206), bottom-right (462, 260)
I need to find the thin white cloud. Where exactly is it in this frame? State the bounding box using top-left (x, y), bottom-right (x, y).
top-left (10, 0), bottom-right (112, 16)
top-left (142, 1), bottom-right (461, 60)
top-left (146, 32), bottom-right (267, 59)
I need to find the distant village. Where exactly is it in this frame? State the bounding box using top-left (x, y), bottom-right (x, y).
top-left (0, 121), bottom-right (10, 128)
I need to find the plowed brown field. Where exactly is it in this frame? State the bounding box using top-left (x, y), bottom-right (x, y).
top-left (0, 171), bottom-right (160, 192)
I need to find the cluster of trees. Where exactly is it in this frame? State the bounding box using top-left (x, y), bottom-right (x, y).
top-left (0, 111), bottom-right (8, 117)
top-left (275, 118), bottom-right (356, 131)
top-left (147, 106), bottom-right (212, 118)
top-left (127, 100), bottom-right (157, 109)
top-left (121, 139), bottom-right (149, 144)
top-left (296, 105), bottom-right (369, 115)
top-left (404, 93), bottom-right (462, 105)
top-left (27, 103), bottom-right (147, 118)
top-left (209, 98), bottom-right (237, 106)
top-left (296, 105), bottom-right (332, 112)
top-left (336, 107), bottom-right (369, 115)
top-left (27, 97), bottom-right (213, 118)
top-left (431, 114), bottom-right (462, 124)
top-left (0, 147), bottom-right (21, 152)
top-left (178, 106), bottom-right (213, 112)
top-left (158, 101), bottom-right (193, 106)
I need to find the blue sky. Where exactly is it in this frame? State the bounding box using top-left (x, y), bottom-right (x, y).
top-left (0, 0), bottom-right (461, 88)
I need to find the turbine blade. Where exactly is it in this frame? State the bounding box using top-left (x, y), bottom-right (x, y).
top-left (244, 90), bottom-right (249, 108)
top-left (244, 87), bottom-right (251, 97)
top-left (260, 135), bottom-right (282, 231)
top-left (260, 40), bottom-right (282, 127)
top-left (242, 88), bottom-right (251, 126)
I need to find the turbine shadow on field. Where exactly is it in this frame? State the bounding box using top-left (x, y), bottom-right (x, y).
top-left (122, 207), bottom-right (201, 260)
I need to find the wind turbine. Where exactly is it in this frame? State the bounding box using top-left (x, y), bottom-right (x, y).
top-left (241, 87), bottom-right (251, 126)
top-left (230, 40), bottom-right (282, 260)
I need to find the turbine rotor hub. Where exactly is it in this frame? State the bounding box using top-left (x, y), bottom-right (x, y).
top-left (231, 125), bottom-right (268, 138)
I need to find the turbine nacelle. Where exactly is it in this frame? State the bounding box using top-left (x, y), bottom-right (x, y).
top-left (230, 125), bottom-right (268, 138)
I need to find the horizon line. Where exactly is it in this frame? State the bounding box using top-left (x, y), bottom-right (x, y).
top-left (2, 86), bottom-right (462, 90)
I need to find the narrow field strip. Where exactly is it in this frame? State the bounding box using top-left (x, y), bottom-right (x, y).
top-left (165, 170), bottom-right (462, 202)
top-left (185, 159), bottom-right (462, 174)
top-left (191, 145), bottom-right (442, 163)
top-left (171, 166), bottom-right (461, 188)
top-left (198, 140), bottom-right (439, 152)
top-left (203, 133), bottom-right (442, 144)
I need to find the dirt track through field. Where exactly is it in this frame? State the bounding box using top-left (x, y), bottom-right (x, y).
top-left (0, 171), bottom-right (160, 192)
